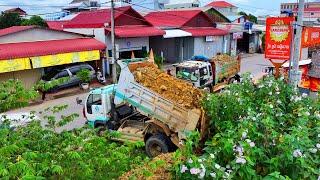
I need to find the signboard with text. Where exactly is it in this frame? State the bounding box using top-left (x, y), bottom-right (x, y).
top-left (302, 27), bottom-right (320, 48)
top-left (265, 17), bottom-right (294, 60)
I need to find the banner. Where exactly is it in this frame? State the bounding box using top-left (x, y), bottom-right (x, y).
top-left (265, 17), bottom-right (294, 60)
top-left (0, 58), bottom-right (31, 73)
top-left (301, 27), bottom-right (320, 48)
top-left (31, 50), bottom-right (100, 68)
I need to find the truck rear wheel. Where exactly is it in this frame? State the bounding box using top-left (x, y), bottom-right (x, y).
top-left (145, 134), bottom-right (170, 158)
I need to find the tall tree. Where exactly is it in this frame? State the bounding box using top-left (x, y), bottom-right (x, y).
top-left (238, 11), bottom-right (258, 24)
top-left (21, 15), bottom-right (48, 27)
top-left (0, 13), bottom-right (22, 29)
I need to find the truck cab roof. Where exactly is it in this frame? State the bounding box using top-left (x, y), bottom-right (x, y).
top-left (175, 61), bottom-right (209, 69)
top-left (90, 84), bottom-right (117, 95)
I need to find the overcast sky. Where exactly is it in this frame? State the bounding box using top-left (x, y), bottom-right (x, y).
top-left (0, 0), bottom-right (315, 17)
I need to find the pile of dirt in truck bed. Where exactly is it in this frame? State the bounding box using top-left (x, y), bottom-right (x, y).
top-left (131, 64), bottom-right (203, 109)
top-left (212, 54), bottom-right (237, 63)
top-left (119, 153), bottom-right (174, 180)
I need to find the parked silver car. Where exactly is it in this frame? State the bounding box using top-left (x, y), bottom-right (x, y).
top-left (42, 64), bottom-right (96, 92)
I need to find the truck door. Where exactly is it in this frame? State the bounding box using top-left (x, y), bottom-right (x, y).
top-left (85, 93), bottom-right (105, 124)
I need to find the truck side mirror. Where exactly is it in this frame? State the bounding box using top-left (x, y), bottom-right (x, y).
top-left (76, 97), bottom-right (83, 105)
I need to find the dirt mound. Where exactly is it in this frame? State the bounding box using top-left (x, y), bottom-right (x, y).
top-left (120, 153), bottom-right (174, 180)
top-left (131, 64), bottom-right (203, 109)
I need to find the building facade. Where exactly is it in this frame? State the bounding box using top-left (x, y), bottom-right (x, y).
top-left (145, 9), bottom-right (229, 63)
top-left (0, 26), bottom-right (105, 88)
top-left (63, 6), bottom-right (165, 62)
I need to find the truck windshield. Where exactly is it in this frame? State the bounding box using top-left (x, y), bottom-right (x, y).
top-left (87, 94), bottom-right (102, 114)
top-left (176, 67), bottom-right (198, 82)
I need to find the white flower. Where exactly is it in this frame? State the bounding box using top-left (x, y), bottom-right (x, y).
top-left (190, 168), bottom-right (201, 175)
top-left (246, 139), bottom-right (252, 143)
top-left (309, 148), bottom-right (318, 154)
top-left (200, 164), bottom-right (205, 170)
top-left (215, 164), bottom-right (221, 169)
top-left (252, 117), bottom-right (257, 121)
top-left (223, 172), bottom-right (230, 178)
top-left (188, 158), bottom-right (193, 164)
top-left (226, 164), bottom-right (231, 169)
top-left (180, 165), bottom-right (188, 173)
top-left (302, 93), bottom-right (308, 98)
top-left (249, 142), bottom-right (255, 147)
top-left (270, 104), bottom-right (274, 109)
top-left (198, 159), bottom-right (203, 163)
top-left (242, 131), bottom-right (248, 139)
top-left (199, 170), bottom-right (206, 179)
top-left (268, 92), bottom-right (273, 95)
top-left (210, 172), bottom-right (216, 178)
top-left (305, 111), bottom-right (310, 116)
top-left (276, 91), bottom-right (280, 95)
top-left (236, 157), bottom-right (247, 164)
top-left (276, 100), bottom-right (282, 104)
top-left (235, 146), bottom-right (244, 156)
top-left (318, 134), bottom-right (320, 138)
top-left (210, 153), bottom-right (215, 159)
top-left (316, 144), bottom-right (320, 149)
top-left (293, 149), bottom-right (303, 158)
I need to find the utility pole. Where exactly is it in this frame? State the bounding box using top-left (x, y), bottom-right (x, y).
top-left (111, 0), bottom-right (117, 83)
top-left (290, 0), bottom-right (305, 87)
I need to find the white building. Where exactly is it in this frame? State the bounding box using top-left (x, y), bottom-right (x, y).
top-left (164, 0), bottom-right (200, 9)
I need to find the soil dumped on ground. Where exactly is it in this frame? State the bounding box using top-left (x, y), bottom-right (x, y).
top-left (130, 63), bottom-right (203, 109)
top-left (119, 153), bottom-right (174, 180)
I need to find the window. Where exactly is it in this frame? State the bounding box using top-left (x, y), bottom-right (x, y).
top-left (69, 67), bottom-right (81, 75)
top-left (86, 94), bottom-right (102, 114)
top-left (54, 70), bottom-right (69, 79)
top-left (311, 12), bottom-right (315, 16)
top-left (199, 67), bottom-right (208, 76)
top-left (90, 1), bottom-right (98, 7)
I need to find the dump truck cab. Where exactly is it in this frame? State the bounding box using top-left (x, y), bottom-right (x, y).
top-left (175, 61), bottom-right (214, 88)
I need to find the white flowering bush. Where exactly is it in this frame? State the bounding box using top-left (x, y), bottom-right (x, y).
top-left (176, 76), bottom-right (320, 179)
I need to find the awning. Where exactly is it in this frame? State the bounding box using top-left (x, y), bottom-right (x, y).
top-left (182, 27), bottom-right (229, 37)
top-left (105, 26), bottom-right (165, 38)
top-left (0, 38), bottom-right (106, 60)
top-left (163, 29), bottom-right (192, 38)
top-left (0, 38), bottom-right (106, 73)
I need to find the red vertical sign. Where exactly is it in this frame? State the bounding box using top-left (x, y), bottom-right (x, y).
top-left (265, 17), bottom-right (294, 60)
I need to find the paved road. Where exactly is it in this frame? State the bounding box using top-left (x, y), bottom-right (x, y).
top-left (8, 93), bottom-right (87, 132)
top-left (240, 54), bottom-right (273, 77)
top-left (6, 54), bottom-right (272, 131)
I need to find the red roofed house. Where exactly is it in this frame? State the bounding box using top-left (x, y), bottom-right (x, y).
top-left (46, 21), bottom-right (69, 31)
top-left (0, 26), bottom-right (105, 88)
top-left (206, 1), bottom-right (238, 16)
top-left (3, 8), bottom-right (27, 17)
top-left (63, 6), bottom-right (165, 61)
top-left (145, 9), bottom-right (229, 62)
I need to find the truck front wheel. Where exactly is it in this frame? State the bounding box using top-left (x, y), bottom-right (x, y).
top-left (145, 134), bottom-right (170, 158)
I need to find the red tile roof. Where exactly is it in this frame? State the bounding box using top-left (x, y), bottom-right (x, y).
top-left (145, 10), bottom-right (202, 28)
top-left (63, 6), bottom-right (132, 28)
top-left (182, 27), bottom-right (228, 36)
top-left (0, 38), bottom-right (106, 60)
top-left (206, 1), bottom-right (235, 8)
top-left (47, 21), bottom-right (68, 30)
top-left (105, 25), bottom-right (165, 38)
top-left (0, 26), bottom-right (35, 37)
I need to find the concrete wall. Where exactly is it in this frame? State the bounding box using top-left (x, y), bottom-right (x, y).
top-left (193, 36), bottom-right (224, 58)
top-left (0, 29), bottom-right (83, 43)
top-left (0, 69), bottom-right (42, 89)
top-left (106, 36), bottom-right (150, 52)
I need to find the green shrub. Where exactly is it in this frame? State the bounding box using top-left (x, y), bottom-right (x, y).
top-left (76, 69), bottom-right (91, 84)
top-left (0, 79), bottom-right (38, 113)
top-left (0, 105), bottom-right (148, 179)
top-left (176, 75), bottom-right (320, 179)
top-left (34, 77), bottom-right (70, 92)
